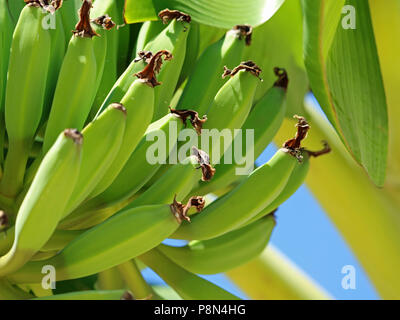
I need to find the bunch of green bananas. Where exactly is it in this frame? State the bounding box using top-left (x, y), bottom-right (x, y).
top-left (0, 0), bottom-right (329, 300)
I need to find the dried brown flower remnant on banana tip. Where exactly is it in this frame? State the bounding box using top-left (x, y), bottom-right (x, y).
top-left (170, 195), bottom-right (205, 223)
top-left (273, 67), bottom-right (289, 90)
top-left (73, 0), bottom-right (99, 38)
top-left (0, 211), bottom-right (9, 231)
top-left (192, 146), bottom-right (216, 181)
top-left (222, 61), bottom-right (262, 80)
top-left (134, 50), bottom-right (173, 87)
top-left (232, 25), bottom-right (253, 46)
top-left (158, 9), bottom-right (191, 24)
top-left (63, 129), bottom-right (83, 145)
top-left (24, 0), bottom-right (63, 12)
top-left (91, 15), bottom-right (116, 31)
top-left (169, 107), bottom-right (207, 135)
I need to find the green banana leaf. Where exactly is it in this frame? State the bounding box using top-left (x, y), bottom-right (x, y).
top-left (302, 0), bottom-right (388, 186)
top-left (124, 0), bottom-right (285, 28)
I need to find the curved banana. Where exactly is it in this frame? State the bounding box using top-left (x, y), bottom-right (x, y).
top-left (126, 155), bottom-right (203, 208)
top-left (0, 129), bottom-right (82, 277)
top-left (133, 20), bottom-right (165, 57)
top-left (139, 248), bottom-right (240, 300)
top-left (177, 25), bottom-right (252, 116)
top-left (8, 198), bottom-right (204, 283)
top-left (172, 116), bottom-right (312, 241)
top-left (96, 9), bottom-right (190, 119)
top-left (89, 73), bottom-right (156, 198)
top-left (159, 214), bottom-right (275, 275)
top-left (0, 3), bottom-right (52, 197)
top-left (43, 0), bottom-right (98, 153)
top-left (59, 112), bottom-right (185, 230)
top-left (195, 68), bottom-right (288, 195)
top-left (61, 103), bottom-right (126, 218)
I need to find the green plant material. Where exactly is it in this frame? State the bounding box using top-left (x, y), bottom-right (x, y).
top-left (0, 129), bottom-right (82, 277)
top-left (368, 0), bottom-right (400, 193)
top-left (0, 278), bottom-right (33, 300)
top-left (59, 113), bottom-right (184, 230)
top-left (0, 5), bottom-right (51, 197)
top-left (176, 27), bottom-right (248, 117)
top-left (60, 0), bottom-right (81, 44)
top-left (96, 267), bottom-right (125, 290)
top-left (139, 248), bottom-right (240, 300)
top-left (32, 290), bottom-right (126, 300)
top-left (273, 100), bottom-right (400, 299)
top-left (302, 0), bottom-right (388, 186)
top-left (124, 0), bottom-right (285, 29)
top-left (159, 215), bottom-right (275, 274)
top-left (227, 245), bottom-right (331, 300)
top-left (7, 0), bottom-right (25, 23)
top-left (8, 204), bottom-right (186, 283)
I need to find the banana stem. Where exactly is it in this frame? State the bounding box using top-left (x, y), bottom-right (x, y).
top-left (226, 245), bottom-right (332, 300)
top-left (117, 259), bottom-right (157, 300)
top-left (96, 267), bottom-right (126, 291)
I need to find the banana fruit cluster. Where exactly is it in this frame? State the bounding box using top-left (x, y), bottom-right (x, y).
top-left (0, 0), bottom-right (329, 300)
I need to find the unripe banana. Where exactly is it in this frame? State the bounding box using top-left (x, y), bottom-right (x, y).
top-left (195, 68), bottom-right (288, 195)
top-left (61, 103), bottom-right (126, 218)
top-left (89, 75), bottom-right (155, 198)
top-left (172, 124), bottom-right (309, 241)
top-left (0, 3), bottom-right (52, 197)
top-left (139, 248), bottom-right (240, 300)
top-left (33, 290), bottom-right (126, 300)
top-left (59, 113), bottom-right (184, 230)
top-left (125, 155), bottom-right (203, 209)
top-left (8, 198), bottom-right (204, 283)
top-left (43, 0), bottom-right (98, 153)
top-left (177, 25), bottom-right (252, 116)
top-left (159, 215), bottom-right (275, 275)
top-left (133, 20), bottom-right (165, 57)
top-left (0, 129), bottom-right (82, 277)
top-left (59, 0), bottom-right (81, 43)
top-left (96, 10), bottom-right (190, 119)
top-left (244, 141), bottom-right (331, 227)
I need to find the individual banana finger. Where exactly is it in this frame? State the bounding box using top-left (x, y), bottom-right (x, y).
top-left (0, 3), bottom-right (53, 197)
top-left (8, 198), bottom-right (204, 283)
top-left (159, 215), bottom-right (275, 275)
top-left (0, 129), bottom-right (82, 277)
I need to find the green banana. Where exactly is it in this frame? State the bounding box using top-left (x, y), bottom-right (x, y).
top-left (133, 20), bottom-right (165, 57)
top-left (43, 0), bottom-right (98, 153)
top-left (176, 25), bottom-right (252, 116)
top-left (61, 103), bottom-right (126, 218)
top-left (8, 198), bottom-right (204, 283)
top-left (7, 0), bottom-right (25, 23)
top-left (89, 74), bottom-right (155, 198)
top-left (96, 10), bottom-right (190, 119)
top-left (139, 248), bottom-right (240, 300)
top-left (125, 155), bottom-right (203, 208)
top-left (195, 68), bottom-right (288, 196)
top-left (171, 117), bottom-right (310, 241)
top-left (33, 290), bottom-right (126, 300)
top-left (59, 113), bottom-right (184, 230)
top-left (89, 0), bottom-right (119, 118)
top-left (0, 3), bottom-right (52, 197)
top-left (0, 129), bottom-right (82, 277)
top-left (59, 0), bottom-right (81, 43)
top-left (159, 215), bottom-right (275, 274)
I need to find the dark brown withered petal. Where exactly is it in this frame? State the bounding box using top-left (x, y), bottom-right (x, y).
top-left (158, 9), bottom-right (191, 24)
top-left (306, 141), bottom-right (331, 158)
top-left (133, 51), bottom-right (153, 63)
top-left (169, 195), bottom-right (186, 223)
top-left (25, 0), bottom-right (62, 11)
top-left (200, 164), bottom-right (216, 181)
top-left (134, 50), bottom-right (172, 87)
top-left (0, 210), bottom-right (9, 231)
top-left (192, 146), bottom-right (210, 165)
top-left (181, 196), bottom-right (206, 220)
top-left (190, 115), bottom-right (207, 135)
top-left (222, 61), bottom-right (262, 80)
top-left (64, 129), bottom-right (83, 145)
top-left (120, 291), bottom-right (134, 300)
top-left (283, 115), bottom-right (310, 150)
top-left (191, 147), bottom-right (216, 181)
top-left (232, 25), bottom-right (253, 46)
top-left (169, 108), bottom-right (206, 134)
top-left (91, 15), bottom-right (116, 30)
top-left (273, 67), bottom-right (289, 90)
top-left (73, 0), bottom-right (99, 38)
